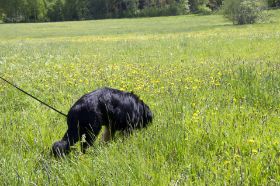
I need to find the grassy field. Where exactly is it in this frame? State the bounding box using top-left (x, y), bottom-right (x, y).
top-left (1, 10), bottom-right (280, 185)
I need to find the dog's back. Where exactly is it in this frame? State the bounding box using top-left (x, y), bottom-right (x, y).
top-left (68, 87), bottom-right (152, 130)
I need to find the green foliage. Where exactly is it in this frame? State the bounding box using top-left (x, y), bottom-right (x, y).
top-left (189, 0), bottom-right (208, 12)
top-left (1, 0), bottom-right (280, 22)
top-left (208, 0), bottom-right (224, 10)
top-left (27, 0), bottom-right (47, 22)
top-left (176, 0), bottom-right (191, 14)
top-left (268, 0), bottom-right (280, 7)
top-left (236, 0), bottom-right (260, 24)
top-left (63, 0), bottom-right (90, 21)
top-left (138, 0), bottom-right (190, 17)
top-left (63, 0), bottom-right (79, 20)
top-left (0, 9), bottom-right (280, 184)
top-left (0, 0), bottom-right (47, 22)
top-left (197, 4), bottom-right (212, 14)
top-left (1, 0), bottom-right (190, 22)
top-left (47, 0), bottom-right (64, 22)
top-left (76, 0), bottom-right (90, 19)
top-left (223, 0), bottom-right (267, 24)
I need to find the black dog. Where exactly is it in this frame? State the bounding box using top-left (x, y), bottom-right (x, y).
top-left (52, 87), bottom-right (153, 157)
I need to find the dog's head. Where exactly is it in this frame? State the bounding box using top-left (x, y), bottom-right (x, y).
top-left (52, 140), bottom-right (69, 157)
top-left (143, 103), bottom-right (153, 126)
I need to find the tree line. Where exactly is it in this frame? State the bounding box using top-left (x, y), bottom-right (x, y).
top-left (0, 0), bottom-right (279, 23)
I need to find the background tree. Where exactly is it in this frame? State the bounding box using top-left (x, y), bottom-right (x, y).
top-left (1, 0), bottom-right (28, 22)
top-left (76, 0), bottom-right (90, 19)
top-left (64, 0), bottom-right (79, 20)
top-left (118, 0), bottom-right (139, 18)
top-left (63, 0), bottom-right (90, 20)
top-left (26, 0), bottom-right (47, 22)
top-left (207, 0), bottom-right (223, 10)
top-left (188, 0), bottom-right (208, 12)
top-left (47, 0), bottom-right (64, 21)
top-left (0, 0), bottom-right (47, 22)
top-left (89, 0), bottom-right (110, 19)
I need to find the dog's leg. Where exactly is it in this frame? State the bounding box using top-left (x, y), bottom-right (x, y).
top-left (81, 133), bottom-right (93, 153)
top-left (80, 123), bottom-right (102, 153)
top-left (102, 126), bottom-right (115, 142)
top-left (102, 126), bottom-right (111, 142)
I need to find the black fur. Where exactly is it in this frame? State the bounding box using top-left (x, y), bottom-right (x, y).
top-left (52, 87), bottom-right (153, 157)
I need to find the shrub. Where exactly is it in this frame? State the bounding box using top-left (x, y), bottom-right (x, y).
top-left (236, 1), bottom-right (260, 24)
top-left (197, 5), bottom-right (212, 14)
top-left (223, 0), bottom-right (267, 25)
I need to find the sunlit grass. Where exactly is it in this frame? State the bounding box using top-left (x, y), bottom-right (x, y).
top-left (0, 10), bottom-right (280, 185)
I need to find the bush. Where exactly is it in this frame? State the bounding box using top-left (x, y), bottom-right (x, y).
top-left (223, 0), bottom-right (266, 25)
top-left (236, 1), bottom-right (260, 24)
top-left (3, 15), bottom-right (26, 23)
top-left (197, 5), bottom-right (212, 14)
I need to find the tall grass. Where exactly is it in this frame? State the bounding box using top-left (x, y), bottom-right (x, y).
top-left (0, 10), bottom-right (280, 185)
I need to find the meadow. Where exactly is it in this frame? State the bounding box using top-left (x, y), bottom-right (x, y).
top-left (0, 10), bottom-right (280, 185)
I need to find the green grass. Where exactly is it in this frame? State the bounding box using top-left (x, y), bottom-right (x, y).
top-left (0, 10), bottom-right (280, 185)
